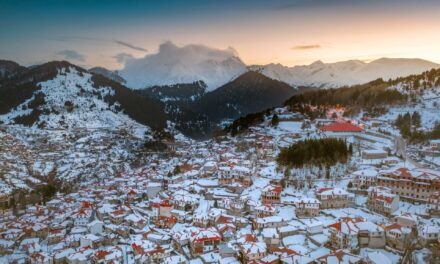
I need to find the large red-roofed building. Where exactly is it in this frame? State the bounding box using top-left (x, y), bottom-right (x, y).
top-left (320, 122), bottom-right (362, 133)
top-left (377, 167), bottom-right (440, 202)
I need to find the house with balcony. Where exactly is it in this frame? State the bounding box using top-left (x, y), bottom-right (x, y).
top-left (261, 184), bottom-right (282, 204)
top-left (294, 197), bottom-right (320, 218)
top-left (189, 228), bottom-right (221, 256)
top-left (352, 169), bottom-right (378, 189)
top-left (239, 241), bottom-right (267, 263)
top-left (367, 186), bottom-right (399, 216)
top-left (384, 223), bottom-right (412, 251)
top-left (315, 188), bottom-right (349, 209)
top-left (427, 191), bottom-right (440, 216)
top-left (327, 217), bottom-right (364, 249)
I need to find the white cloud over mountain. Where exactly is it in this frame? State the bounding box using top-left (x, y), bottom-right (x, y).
top-left (119, 41), bottom-right (247, 91)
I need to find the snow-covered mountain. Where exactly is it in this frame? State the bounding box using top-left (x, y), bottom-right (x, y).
top-left (0, 60), bottom-right (218, 138)
top-left (0, 61), bottom-right (168, 131)
top-left (249, 58), bottom-right (440, 88)
top-left (2, 56), bottom-right (440, 138)
top-left (119, 41), bottom-right (438, 91)
top-left (1, 67), bottom-right (144, 129)
top-left (119, 41), bottom-right (247, 91)
top-left (89, 66), bottom-right (126, 84)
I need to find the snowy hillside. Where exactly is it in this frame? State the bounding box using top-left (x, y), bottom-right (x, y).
top-left (0, 67), bottom-right (149, 132)
top-left (119, 41), bottom-right (247, 91)
top-left (380, 69), bottom-right (440, 130)
top-left (250, 58), bottom-right (439, 88)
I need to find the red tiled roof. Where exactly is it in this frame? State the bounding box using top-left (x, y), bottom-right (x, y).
top-left (317, 187), bottom-right (334, 194)
top-left (317, 250), bottom-right (357, 263)
top-left (384, 223), bottom-right (403, 231)
top-left (375, 195), bottom-right (394, 204)
top-left (217, 215), bottom-right (233, 224)
top-left (273, 247), bottom-right (300, 256)
top-left (127, 189), bottom-right (137, 195)
top-left (152, 199), bottom-right (173, 208)
top-left (273, 186), bottom-right (282, 193)
top-left (327, 217), bottom-right (364, 232)
top-left (328, 222), bottom-right (342, 232)
top-left (94, 250), bottom-right (111, 259)
top-left (131, 242), bottom-right (142, 252)
top-left (320, 122), bottom-right (362, 132)
top-left (180, 164), bottom-right (193, 172)
top-left (246, 234), bottom-right (257, 242)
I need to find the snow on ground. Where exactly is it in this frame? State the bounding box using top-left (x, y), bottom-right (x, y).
top-left (380, 106), bottom-right (440, 130)
top-left (259, 162), bottom-right (283, 179)
top-left (322, 208), bottom-right (387, 224)
top-left (240, 178), bottom-right (271, 204)
top-left (359, 248), bottom-right (402, 264)
top-left (377, 88), bottom-right (440, 130)
top-left (277, 206), bottom-right (296, 221)
top-left (393, 201), bottom-right (428, 217)
top-left (277, 121), bottom-right (303, 132)
top-left (0, 67), bottom-right (149, 131)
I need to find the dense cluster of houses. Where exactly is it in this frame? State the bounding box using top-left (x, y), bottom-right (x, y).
top-left (0, 126), bottom-right (143, 204)
top-left (0, 111), bottom-right (440, 263)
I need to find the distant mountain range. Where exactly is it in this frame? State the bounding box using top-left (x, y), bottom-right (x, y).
top-left (119, 56), bottom-right (438, 91)
top-left (250, 58), bottom-right (440, 88)
top-left (112, 42), bottom-right (439, 91)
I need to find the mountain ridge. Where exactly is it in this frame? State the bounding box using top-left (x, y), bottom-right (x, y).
top-left (192, 71), bottom-right (298, 122)
top-left (250, 57), bottom-right (439, 88)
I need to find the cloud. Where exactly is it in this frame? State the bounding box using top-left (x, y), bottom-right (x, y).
top-left (112, 53), bottom-right (134, 64)
top-left (291, 44), bottom-right (322, 50)
top-left (55, 49), bottom-right (86, 61)
top-left (119, 41), bottom-right (247, 90)
top-left (51, 36), bottom-right (148, 52)
top-left (113, 40), bottom-right (148, 52)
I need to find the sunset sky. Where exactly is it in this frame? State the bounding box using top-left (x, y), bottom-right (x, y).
top-left (1, 0), bottom-right (440, 69)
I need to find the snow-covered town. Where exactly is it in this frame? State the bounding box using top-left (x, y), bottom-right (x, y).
top-left (1, 106), bottom-right (439, 264)
top-left (3, 1), bottom-right (440, 263)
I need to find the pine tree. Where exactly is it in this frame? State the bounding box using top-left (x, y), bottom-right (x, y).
top-left (173, 165), bottom-right (181, 175)
top-left (325, 165), bottom-right (330, 179)
top-left (271, 114), bottom-right (279, 127)
top-left (412, 111), bottom-right (421, 128)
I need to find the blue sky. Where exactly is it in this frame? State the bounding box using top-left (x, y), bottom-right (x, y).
top-left (1, 0), bottom-right (440, 68)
